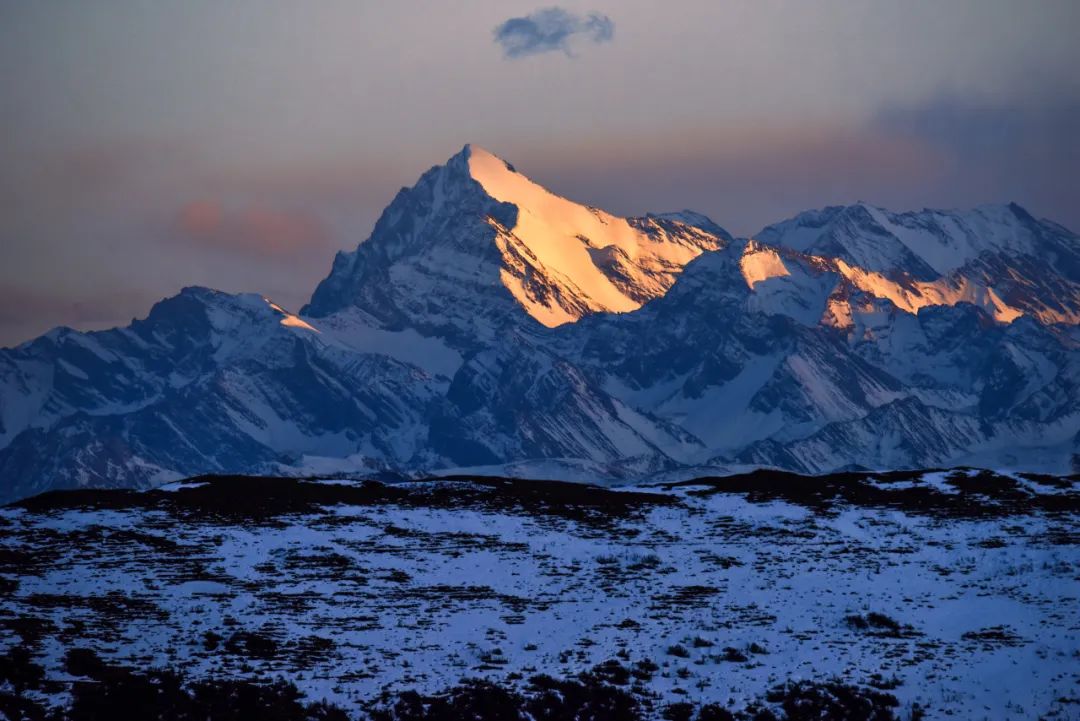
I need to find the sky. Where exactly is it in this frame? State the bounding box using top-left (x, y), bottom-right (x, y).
top-left (1, 0), bottom-right (1078, 346)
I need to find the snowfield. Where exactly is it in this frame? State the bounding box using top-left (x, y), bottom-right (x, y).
top-left (1, 469), bottom-right (1076, 719)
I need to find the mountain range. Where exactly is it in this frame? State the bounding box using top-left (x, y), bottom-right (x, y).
top-left (1, 144), bottom-right (1078, 502)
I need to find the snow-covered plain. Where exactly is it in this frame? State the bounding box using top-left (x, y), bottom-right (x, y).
top-left (1, 469), bottom-right (1076, 719)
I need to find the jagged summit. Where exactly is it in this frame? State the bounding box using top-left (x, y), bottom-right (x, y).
top-left (756, 201), bottom-right (1080, 325)
top-left (304, 145), bottom-right (729, 334)
top-left (646, 210), bottom-right (733, 238)
top-left (758, 201), bottom-right (1073, 276)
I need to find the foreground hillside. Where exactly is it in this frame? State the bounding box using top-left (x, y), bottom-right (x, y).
top-left (2, 470), bottom-right (1076, 719)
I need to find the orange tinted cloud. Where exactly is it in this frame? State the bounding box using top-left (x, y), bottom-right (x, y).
top-left (177, 200), bottom-right (225, 237)
top-left (173, 200), bottom-right (332, 259)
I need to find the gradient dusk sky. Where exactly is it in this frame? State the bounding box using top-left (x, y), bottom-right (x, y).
top-left (2, 1), bottom-right (1078, 346)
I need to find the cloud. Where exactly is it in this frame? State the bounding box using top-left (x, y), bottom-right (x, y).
top-left (874, 93), bottom-right (1079, 166)
top-left (172, 199), bottom-right (334, 260)
top-left (872, 88), bottom-right (1080, 229)
top-left (494, 7), bottom-right (614, 59)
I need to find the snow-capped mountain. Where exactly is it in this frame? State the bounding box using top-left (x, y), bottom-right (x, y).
top-left (1, 146), bottom-right (1078, 501)
top-left (0, 289), bottom-right (454, 500)
top-left (757, 201), bottom-right (1080, 325)
top-left (305, 145), bottom-right (727, 344)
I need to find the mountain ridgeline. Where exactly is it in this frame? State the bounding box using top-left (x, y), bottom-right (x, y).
top-left (1, 145), bottom-right (1078, 501)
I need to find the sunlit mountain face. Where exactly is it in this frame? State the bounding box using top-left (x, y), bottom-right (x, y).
top-left (1, 144), bottom-right (1078, 503)
top-left (303, 145), bottom-right (731, 337)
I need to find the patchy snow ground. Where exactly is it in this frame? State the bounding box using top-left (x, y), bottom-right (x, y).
top-left (0, 469), bottom-right (1077, 719)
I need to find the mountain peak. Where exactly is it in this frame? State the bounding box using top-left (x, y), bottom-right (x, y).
top-left (305, 145), bottom-right (730, 333)
top-left (445, 143), bottom-right (514, 178)
top-left (645, 211), bottom-right (733, 240)
top-left (463, 144), bottom-right (546, 202)
top-left (458, 142), bottom-right (502, 159)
